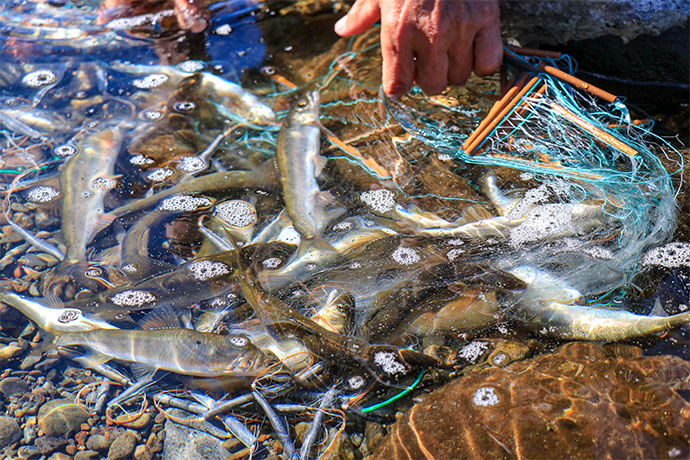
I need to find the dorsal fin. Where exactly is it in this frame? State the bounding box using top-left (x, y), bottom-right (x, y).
top-left (44, 293), bottom-right (64, 310)
top-left (138, 304), bottom-right (182, 330)
top-left (455, 205), bottom-right (494, 224)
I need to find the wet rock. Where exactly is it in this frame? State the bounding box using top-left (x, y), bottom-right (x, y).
top-left (19, 354), bottom-right (42, 370)
top-left (17, 445), bottom-right (41, 459)
top-left (74, 450), bottom-right (100, 460)
top-left (0, 416), bottom-right (21, 449)
top-left (116, 411), bottom-right (152, 429)
top-left (47, 453), bottom-right (72, 460)
top-left (500, 0), bottom-right (689, 45)
top-left (162, 409), bottom-right (231, 460)
top-left (374, 342), bottom-right (690, 460)
top-left (35, 435), bottom-right (68, 455)
top-left (37, 399), bottom-right (90, 436)
top-left (85, 434), bottom-right (112, 452)
top-left (134, 444), bottom-right (154, 460)
top-left (0, 376), bottom-right (29, 398)
top-left (107, 430), bottom-right (138, 460)
top-left (0, 343), bottom-right (23, 361)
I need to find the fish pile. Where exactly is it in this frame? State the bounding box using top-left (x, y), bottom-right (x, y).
top-left (0, 28), bottom-right (688, 458)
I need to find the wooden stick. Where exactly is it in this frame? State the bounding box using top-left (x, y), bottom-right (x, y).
top-left (506, 45), bottom-right (562, 59)
top-left (540, 65), bottom-right (618, 103)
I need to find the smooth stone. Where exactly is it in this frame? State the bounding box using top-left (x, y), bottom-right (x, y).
top-left (74, 450), bottom-right (100, 460)
top-left (0, 344), bottom-right (23, 361)
top-left (85, 434), bottom-right (112, 452)
top-left (37, 399), bottom-right (90, 436)
top-left (134, 444), bottom-right (154, 460)
top-left (0, 416), bottom-right (21, 449)
top-left (19, 354), bottom-right (42, 370)
top-left (17, 445), bottom-right (41, 460)
top-left (107, 430), bottom-right (138, 460)
top-left (116, 412), bottom-right (152, 430)
top-left (162, 409), bottom-right (231, 460)
top-left (35, 435), bottom-right (68, 455)
top-left (0, 376), bottom-right (29, 397)
top-left (47, 453), bottom-right (72, 460)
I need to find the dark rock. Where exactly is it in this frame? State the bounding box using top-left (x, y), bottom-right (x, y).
top-left (19, 354), bottom-right (42, 370)
top-left (162, 409), bottom-right (231, 460)
top-left (0, 416), bottom-right (21, 449)
top-left (0, 377), bottom-right (29, 398)
top-left (17, 445), bottom-right (40, 460)
top-left (35, 435), bottom-right (68, 455)
top-left (107, 430), bottom-right (138, 460)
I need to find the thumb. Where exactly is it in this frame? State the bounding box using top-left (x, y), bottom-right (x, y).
top-left (335, 0), bottom-right (381, 37)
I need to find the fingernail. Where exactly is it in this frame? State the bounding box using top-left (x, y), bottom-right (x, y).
top-left (334, 16), bottom-right (347, 35)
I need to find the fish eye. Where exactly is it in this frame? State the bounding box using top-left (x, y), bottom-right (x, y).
top-left (297, 100), bottom-right (307, 108)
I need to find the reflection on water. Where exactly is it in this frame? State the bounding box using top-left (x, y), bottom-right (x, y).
top-left (0, 1), bottom-right (687, 459)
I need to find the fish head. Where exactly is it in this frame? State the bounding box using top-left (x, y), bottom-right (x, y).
top-left (289, 90), bottom-right (321, 125)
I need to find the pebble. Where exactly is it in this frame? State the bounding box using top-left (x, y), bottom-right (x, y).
top-left (134, 444), bottom-right (154, 460)
top-left (37, 399), bottom-right (90, 436)
top-left (116, 412), bottom-right (152, 429)
top-left (17, 444), bottom-right (41, 459)
top-left (19, 354), bottom-right (42, 370)
top-left (47, 453), bottom-right (73, 460)
top-left (162, 409), bottom-right (231, 460)
top-left (74, 450), bottom-right (100, 460)
top-left (107, 430), bottom-right (138, 460)
top-left (0, 343), bottom-right (23, 361)
top-left (22, 424), bottom-right (37, 444)
top-left (0, 376), bottom-right (29, 397)
top-left (35, 435), bottom-right (68, 455)
top-left (86, 433), bottom-right (112, 452)
top-left (0, 415), bottom-right (21, 449)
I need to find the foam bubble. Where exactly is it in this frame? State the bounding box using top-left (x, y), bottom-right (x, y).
top-left (642, 242), bottom-right (690, 268)
top-left (133, 73), bottom-right (169, 89)
top-left (174, 101), bottom-right (196, 112)
top-left (177, 60), bottom-right (205, 73)
top-left (473, 387), bottom-right (500, 407)
top-left (347, 375), bottom-right (366, 390)
top-left (229, 336), bottom-right (248, 347)
top-left (360, 189), bottom-right (395, 214)
top-left (130, 154), bottom-right (154, 165)
top-left (54, 143), bottom-right (77, 157)
top-left (447, 248), bottom-right (465, 261)
top-left (146, 168), bottom-right (174, 182)
top-left (120, 264), bottom-right (137, 274)
top-left (159, 195), bottom-right (212, 212)
top-left (215, 200), bottom-right (256, 228)
top-left (91, 176), bottom-right (117, 190)
top-left (510, 204), bottom-right (574, 246)
top-left (392, 247), bottom-right (420, 265)
top-left (332, 221), bottom-right (354, 231)
top-left (187, 260), bottom-right (230, 281)
top-left (110, 290), bottom-right (157, 307)
top-left (22, 70), bottom-right (57, 88)
top-left (142, 110), bottom-right (162, 120)
top-left (177, 156), bottom-right (207, 173)
top-left (215, 24), bottom-right (233, 35)
top-left (458, 341), bottom-right (489, 364)
top-left (262, 257), bottom-right (281, 269)
top-left (26, 185), bottom-right (59, 203)
top-left (373, 350), bottom-right (408, 376)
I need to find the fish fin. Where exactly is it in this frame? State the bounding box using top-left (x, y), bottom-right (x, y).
top-left (314, 155), bottom-right (329, 177)
top-left (74, 350), bottom-right (112, 368)
top-left (129, 362), bottom-right (158, 382)
top-left (314, 191), bottom-right (346, 227)
top-left (296, 235), bottom-right (335, 258)
top-left (44, 293), bottom-right (64, 310)
top-left (455, 205), bottom-right (493, 225)
top-left (93, 213), bottom-right (117, 235)
top-left (138, 304), bottom-right (182, 330)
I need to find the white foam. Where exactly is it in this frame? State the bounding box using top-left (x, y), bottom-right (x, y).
top-left (54, 144), bottom-right (77, 157)
top-left (510, 203), bottom-right (574, 246)
top-left (215, 200), bottom-right (256, 228)
top-left (22, 70), bottom-right (57, 87)
top-left (392, 247), bottom-right (420, 265)
top-left (26, 185), bottom-right (59, 203)
top-left (372, 350), bottom-right (408, 376)
top-left (110, 290), bottom-right (157, 307)
top-left (146, 168), bottom-right (174, 182)
top-left (177, 156), bottom-right (207, 173)
top-left (215, 24), bottom-right (233, 35)
top-left (159, 195), bottom-right (212, 212)
top-left (133, 73), bottom-right (169, 89)
top-left (447, 248), bottom-right (465, 261)
top-left (91, 176), bottom-right (117, 190)
top-left (142, 110), bottom-right (163, 120)
top-left (174, 101), bottom-right (196, 112)
top-left (262, 257), bottom-right (281, 269)
top-left (129, 154), bottom-right (154, 165)
top-left (642, 242), bottom-right (690, 268)
top-left (472, 387), bottom-right (500, 406)
top-left (360, 189), bottom-right (395, 214)
top-left (458, 341), bottom-right (489, 363)
top-left (177, 61), bottom-right (205, 73)
top-left (187, 260), bottom-right (230, 281)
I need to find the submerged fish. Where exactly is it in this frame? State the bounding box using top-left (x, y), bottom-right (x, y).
top-left (276, 91), bottom-right (343, 243)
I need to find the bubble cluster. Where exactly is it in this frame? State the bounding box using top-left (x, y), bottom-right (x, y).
top-left (146, 168), bottom-right (174, 182)
top-left (458, 341), bottom-right (489, 364)
top-left (187, 260), bottom-right (230, 281)
top-left (120, 264), bottom-right (137, 274)
top-left (159, 195), bottom-right (212, 212)
top-left (215, 200), bottom-right (257, 228)
top-left (110, 290), bottom-right (157, 307)
top-left (177, 60), bottom-right (205, 73)
top-left (347, 375), bottom-right (366, 390)
top-left (642, 242), bottom-right (690, 268)
top-left (142, 110), bottom-right (162, 120)
top-left (26, 185), bottom-right (59, 203)
top-left (174, 101), bottom-right (196, 112)
top-left (360, 189), bottom-right (395, 214)
top-left (392, 247), bottom-right (420, 265)
top-left (229, 336), bottom-right (249, 347)
top-left (472, 387), bottom-right (500, 407)
top-left (22, 70), bottom-right (57, 88)
top-left (57, 309), bottom-right (82, 323)
top-left (91, 176), bottom-right (117, 190)
top-left (508, 184), bottom-right (550, 219)
top-left (262, 257), bottom-right (282, 269)
top-left (177, 156), bottom-right (207, 173)
top-left (510, 204), bottom-right (573, 246)
top-left (133, 73), bottom-right (169, 89)
top-left (54, 143), bottom-right (77, 157)
top-left (447, 248), bottom-right (465, 262)
top-left (372, 350), bottom-right (408, 376)
top-left (129, 154), bottom-right (154, 166)
top-left (332, 221), bottom-right (353, 231)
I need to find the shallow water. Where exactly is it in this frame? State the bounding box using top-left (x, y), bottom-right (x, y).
top-left (0, 1), bottom-right (688, 459)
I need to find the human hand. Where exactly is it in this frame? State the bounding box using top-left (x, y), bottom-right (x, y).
top-left (334, 0), bottom-right (502, 96)
top-left (98, 0), bottom-right (208, 33)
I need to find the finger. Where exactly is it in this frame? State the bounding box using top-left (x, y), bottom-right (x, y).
top-left (473, 20), bottom-right (502, 76)
top-left (380, 9), bottom-right (415, 96)
top-left (414, 44), bottom-right (449, 95)
top-left (447, 35), bottom-right (473, 86)
top-left (335, 0), bottom-right (381, 37)
top-left (174, 0), bottom-right (208, 33)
